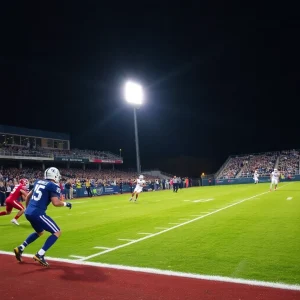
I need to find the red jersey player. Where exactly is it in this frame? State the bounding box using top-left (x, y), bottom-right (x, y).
top-left (0, 179), bottom-right (28, 225)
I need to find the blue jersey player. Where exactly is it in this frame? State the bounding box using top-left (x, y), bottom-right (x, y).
top-left (13, 167), bottom-right (72, 267)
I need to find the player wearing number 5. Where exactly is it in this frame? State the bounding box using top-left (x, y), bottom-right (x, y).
top-left (13, 167), bottom-right (72, 267)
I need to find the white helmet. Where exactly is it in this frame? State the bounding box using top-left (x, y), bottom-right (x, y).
top-left (44, 167), bottom-right (61, 183)
top-left (139, 175), bottom-right (144, 180)
top-left (274, 168), bottom-right (278, 172)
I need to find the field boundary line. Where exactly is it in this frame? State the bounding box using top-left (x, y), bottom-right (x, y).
top-left (79, 183), bottom-right (292, 261)
top-left (0, 250), bottom-right (299, 291)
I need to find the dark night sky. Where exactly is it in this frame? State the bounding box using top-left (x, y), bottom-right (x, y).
top-left (0, 3), bottom-right (299, 176)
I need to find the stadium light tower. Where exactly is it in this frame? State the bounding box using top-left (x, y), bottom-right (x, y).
top-left (124, 80), bottom-right (144, 174)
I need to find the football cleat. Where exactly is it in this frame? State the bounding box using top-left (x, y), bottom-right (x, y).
top-left (11, 219), bottom-right (19, 225)
top-left (13, 247), bottom-right (23, 263)
top-left (33, 253), bottom-right (49, 267)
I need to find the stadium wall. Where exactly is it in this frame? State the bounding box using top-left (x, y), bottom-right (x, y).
top-left (202, 175), bottom-right (300, 186)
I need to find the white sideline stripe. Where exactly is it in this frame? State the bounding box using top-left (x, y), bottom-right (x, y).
top-left (118, 239), bottom-right (135, 242)
top-left (69, 255), bottom-right (86, 259)
top-left (287, 197), bottom-right (293, 200)
top-left (138, 233), bottom-right (153, 235)
top-left (79, 183), bottom-right (292, 261)
top-left (0, 250), bottom-right (299, 291)
top-left (94, 246), bottom-right (111, 250)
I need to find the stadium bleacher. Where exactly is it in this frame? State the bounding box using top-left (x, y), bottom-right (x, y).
top-left (217, 150), bottom-right (299, 179)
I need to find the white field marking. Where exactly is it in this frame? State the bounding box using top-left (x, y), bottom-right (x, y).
top-left (193, 199), bottom-right (214, 203)
top-left (69, 255), bottom-right (86, 259)
top-left (287, 197), bottom-right (293, 200)
top-left (94, 246), bottom-right (111, 250)
top-left (79, 183), bottom-right (292, 261)
top-left (0, 251), bottom-right (299, 291)
top-left (155, 227), bottom-right (169, 230)
top-left (168, 223), bottom-right (180, 225)
top-left (137, 232), bottom-right (153, 235)
top-left (118, 239), bottom-right (136, 242)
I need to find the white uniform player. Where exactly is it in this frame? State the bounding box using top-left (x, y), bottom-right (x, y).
top-left (129, 175), bottom-right (146, 202)
top-left (253, 170), bottom-right (259, 184)
top-left (270, 168), bottom-right (280, 191)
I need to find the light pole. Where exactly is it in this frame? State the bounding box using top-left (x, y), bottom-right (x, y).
top-left (124, 80), bottom-right (144, 174)
top-left (119, 148), bottom-right (122, 157)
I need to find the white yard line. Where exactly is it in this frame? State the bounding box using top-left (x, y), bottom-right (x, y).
top-left (287, 197), bottom-right (293, 200)
top-left (94, 246), bottom-right (111, 250)
top-left (138, 232), bottom-right (153, 235)
top-left (0, 250), bottom-right (299, 291)
top-left (69, 255), bottom-right (86, 259)
top-left (79, 184), bottom-right (291, 261)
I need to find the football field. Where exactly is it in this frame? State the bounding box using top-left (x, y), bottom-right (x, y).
top-left (1, 182), bottom-right (300, 290)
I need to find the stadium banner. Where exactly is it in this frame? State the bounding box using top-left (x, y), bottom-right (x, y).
top-left (0, 155), bottom-right (54, 161)
top-left (89, 158), bottom-right (123, 164)
top-left (72, 184), bottom-right (153, 198)
top-left (202, 175), bottom-right (300, 186)
top-left (54, 156), bottom-right (89, 163)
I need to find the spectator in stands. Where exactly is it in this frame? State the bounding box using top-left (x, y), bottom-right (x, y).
top-left (0, 181), bottom-right (6, 206)
top-left (85, 178), bottom-right (92, 197)
top-left (64, 180), bottom-right (71, 200)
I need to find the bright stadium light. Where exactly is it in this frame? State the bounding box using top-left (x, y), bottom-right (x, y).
top-left (124, 81), bottom-right (144, 105)
top-left (124, 80), bottom-right (144, 174)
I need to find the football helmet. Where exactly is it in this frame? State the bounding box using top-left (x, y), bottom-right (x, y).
top-left (139, 175), bottom-right (144, 180)
top-left (44, 167), bottom-right (61, 183)
top-left (19, 178), bottom-right (28, 186)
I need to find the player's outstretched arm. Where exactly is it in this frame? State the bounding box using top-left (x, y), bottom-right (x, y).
top-left (51, 196), bottom-right (72, 209)
top-left (25, 190), bottom-right (33, 207)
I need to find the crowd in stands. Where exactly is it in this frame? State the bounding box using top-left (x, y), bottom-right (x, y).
top-left (0, 167), bottom-right (156, 186)
top-left (218, 156), bottom-right (248, 179)
top-left (0, 167), bottom-right (191, 203)
top-left (0, 145), bottom-right (119, 159)
top-left (278, 150), bottom-right (299, 176)
top-left (239, 153), bottom-right (277, 177)
top-left (218, 150), bottom-right (300, 179)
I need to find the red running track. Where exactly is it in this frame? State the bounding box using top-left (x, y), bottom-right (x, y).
top-left (0, 255), bottom-right (299, 300)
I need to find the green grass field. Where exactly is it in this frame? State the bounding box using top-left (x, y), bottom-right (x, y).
top-left (1, 182), bottom-right (300, 285)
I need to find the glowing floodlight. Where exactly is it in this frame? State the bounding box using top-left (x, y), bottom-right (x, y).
top-left (124, 81), bottom-right (144, 105)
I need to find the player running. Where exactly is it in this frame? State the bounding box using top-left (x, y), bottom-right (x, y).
top-left (253, 170), bottom-right (259, 184)
top-left (0, 179), bottom-right (28, 225)
top-left (270, 168), bottom-right (280, 191)
top-left (13, 167), bottom-right (72, 267)
top-left (129, 175), bottom-right (146, 203)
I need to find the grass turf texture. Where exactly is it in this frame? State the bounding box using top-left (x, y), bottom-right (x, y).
top-left (0, 182), bottom-right (299, 285)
